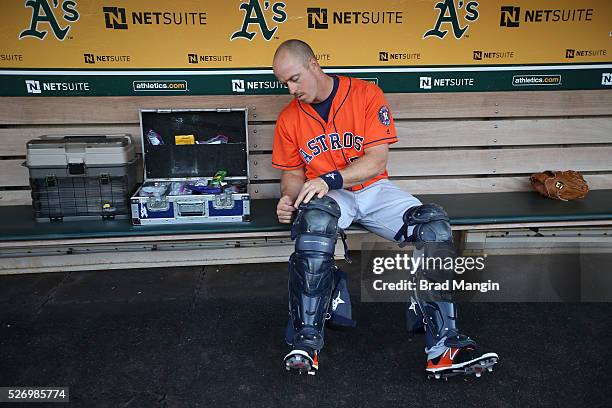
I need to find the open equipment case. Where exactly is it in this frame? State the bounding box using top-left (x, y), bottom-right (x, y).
top-left (130, 108), bottom-right (251, 225)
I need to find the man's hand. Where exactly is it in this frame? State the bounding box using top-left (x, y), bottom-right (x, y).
top-left (294, 177), bottom-right (329, 208)
top-left (277, 195), bottom-right (297, 224)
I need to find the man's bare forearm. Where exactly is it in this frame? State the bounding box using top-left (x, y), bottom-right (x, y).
top-left (280, 170), bottom-right (306, 201)
top-left (338, 145), bottom-right (388, 188)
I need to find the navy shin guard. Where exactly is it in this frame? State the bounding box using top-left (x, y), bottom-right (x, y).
top-left (285, 196), bottom-right (341, 352)
top-left (396, 204), bottom-right (474, 349)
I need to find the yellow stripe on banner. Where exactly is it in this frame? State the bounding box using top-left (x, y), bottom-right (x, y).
top-left (1, 0), bottom-right (610, 69)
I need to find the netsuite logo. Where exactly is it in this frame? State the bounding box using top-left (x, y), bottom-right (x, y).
top-left (232, 79), bottom-right (245, 93)
top-left (500, 6), bottom-right (520, 27)
top-left (231, 79), bottom-right (287, 93)
top-left (230, 0), bottom-right (287, 41)
top-left (565, 49), bottom-right (607, 59)
top-left (419, 76), bottom-right (475, 90)
top-left (103, 6), bottom-right (207, 30)
top-left (83, 53), bottom-right (131, 64)
top-left (187, 53), bottom-right (233, 64)
top-left (379, 51), bottom-right (421, 61)
top-left (424, 0), bottom-right (479, 40)
top-left (499, 6), bottom-right (594, 27)
top-left (307, 8), bottom-right (328, 29)
top-left (473, 50), bottom-right (514, 60)
top-left (306, 7), bottom-right (403, 29)
top-left (19, 0), bottom-right (80, 41)
top-left (602, 73), bottom-right (612, 86)
top-left (25, 79), bottom-right (90, 94)
top-left (103, 7), bottom-right (127, 29)
top-left (25, 80), bottom-right (41, 94)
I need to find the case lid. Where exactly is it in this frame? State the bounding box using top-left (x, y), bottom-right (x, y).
top-left (140, 109), bottom-right (249, 179)
top-left (26, 134), bottom-right (136, 168)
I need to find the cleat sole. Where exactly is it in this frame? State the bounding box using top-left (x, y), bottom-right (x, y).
top-left (284, 349), bottom-right (319, 376)
top-left (426, 355), bottom-right (499, 380)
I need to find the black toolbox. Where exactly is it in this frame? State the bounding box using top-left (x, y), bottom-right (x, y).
top-left (25, 134), bottom-right (139, 222)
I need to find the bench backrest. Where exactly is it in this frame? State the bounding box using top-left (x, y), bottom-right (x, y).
top-left (1, 90), bottom-right (611, 206)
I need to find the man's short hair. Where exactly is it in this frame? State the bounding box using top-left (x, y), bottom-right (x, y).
top-left (274, 39), bottom-right (316, 67)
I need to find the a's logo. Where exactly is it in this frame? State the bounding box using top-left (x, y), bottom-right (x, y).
top-left (188, 54), bottom-right (198, 64)
top-left (378, 106), bottom-right (391, 126)
top-left (103, 6), bottom-right (128, 29)
top-left (84, 53), bottom-right (95, 64)
top-left (424, 0), bottom-right (479, 40)
top-left (307, 7), bottom-right (328, 29)
top-left (601, 73), bottom-right (612, 86)
top-left (20, 0), bottom-right (80, 41)
top-left (232, 79), bottom-right (245, 92)
top-left (231, 0), bottom-right (287, 41)
top-left (500, 6), bottom-right (520, 27)
top-left (379, 52), bottom-right (389, 62)
top-left (420, 77), bottom-right (432, 90)
top-left (566, 49), bottom-right (575, 58)
top-left (25, 80), bottom-right (41, 94)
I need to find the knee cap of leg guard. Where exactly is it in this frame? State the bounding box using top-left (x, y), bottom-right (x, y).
top-left (395, 203), bottom-right (452, 244)
top-left (291, 196), bottom-right (341, 240)
top-left (412, 219), bottom-right (452, 243)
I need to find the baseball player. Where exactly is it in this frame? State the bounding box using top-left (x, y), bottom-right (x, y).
top-left (272, 39), bottom-right (498, 379)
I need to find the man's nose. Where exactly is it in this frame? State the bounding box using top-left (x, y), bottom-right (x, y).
top-left (287, 82), bottom-right (297, 95)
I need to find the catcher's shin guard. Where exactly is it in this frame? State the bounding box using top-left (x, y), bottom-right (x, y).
top-left (285, 196), bottom-right (341, 353)
top-left (395, 204), bottom-right (471, 349)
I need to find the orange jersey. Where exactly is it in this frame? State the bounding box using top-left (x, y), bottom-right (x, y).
top-left (272, 76), bottom-right (397, 191)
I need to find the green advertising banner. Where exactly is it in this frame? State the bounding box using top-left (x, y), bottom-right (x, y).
top-left (1, 0), bottom-right (611, 95)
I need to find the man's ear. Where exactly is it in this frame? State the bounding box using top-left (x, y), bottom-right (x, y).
top-left (308, 57), bottom-right (319, 70)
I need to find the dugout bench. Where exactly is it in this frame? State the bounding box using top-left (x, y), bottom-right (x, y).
top-left (1, 90), bottom-right (612, 274)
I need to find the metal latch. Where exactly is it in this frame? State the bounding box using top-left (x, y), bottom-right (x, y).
top-left (213, 192), bottom-right (235, 209)
top-left (147, 196), bottom-right (170, 211)
top-left (68, 162), bottom-right (85, 175)
top-left (45, 175), bottom-right (57, 187)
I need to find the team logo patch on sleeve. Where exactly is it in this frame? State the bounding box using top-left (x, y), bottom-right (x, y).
top-left (378, 106), bottom-right (391, 126)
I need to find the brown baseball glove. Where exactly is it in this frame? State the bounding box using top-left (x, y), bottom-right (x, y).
top-left (529, 170), bottom-right (589, 201)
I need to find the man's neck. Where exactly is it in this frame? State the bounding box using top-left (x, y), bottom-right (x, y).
top-left (312, 75), bottom-right (334, 104)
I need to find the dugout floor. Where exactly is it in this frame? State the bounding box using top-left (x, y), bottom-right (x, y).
top-left (0, 254), bottom-right (610, 408)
